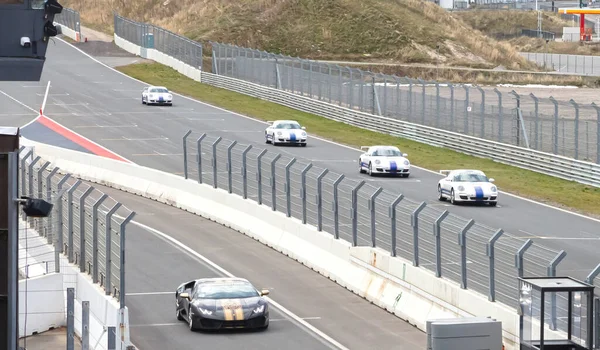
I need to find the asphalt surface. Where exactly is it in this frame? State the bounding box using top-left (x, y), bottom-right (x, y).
top-left (2, 39), bottom-right (600, 280)
top-left (84, 181), bottom-right (427, 350)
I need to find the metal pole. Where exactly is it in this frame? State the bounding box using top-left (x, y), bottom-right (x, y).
top-left (351, 181), bottom-right (366, 247)
top-left (270, 154), bottom-right (282, 211)
top-left (510, 91), bottom-right (521, 146)
top-left (515, 239), bottom-right (533, 278)
top-left (486, 229), bottom-right (504, 302)
top-left (119, 212), bottom-right (136, 309)
top-left (459, 219), bottom-right (474, 289)
top-left (570, 99), bottom-right (580, 159)
top-left (256, 150), bottom-right (267, 205)
top-left (105, 203), bottom-right (122, 295)
top-left (477, 86), bottom-right (485, 138)
top-left (226, 141), bottom-right (237, 194)
top-left (241, 145), bottom-right (253, 199)
top-left (433, 210), bottom-right (449, 277)
top-left (79, 187), bottom-right (94, 271)
top-left (67, 180), bottom-right (82, 262)
top-left (550, 97), bottom-right (559, 155)
top-left (494, 88), bottom-right (503, 142)
top-left (332, 175), bottom-right (345, 239)
top-left (182, 130), bottom-right (192, 179)
top-left (82, 301), bottom-right (89, 350)
top-left (316, 169), bottom-right (328, 231)
top-left (547, 250), bottom-right (567, 330)
top-left (91, 194), bottom-right (108, 282)
top-left (56, 174), bottom-right (71, 271)
top-left (530, 93), bottom-right (540, 149)
top-left (67, 287), bottom-right (75, 350)
top-left (27, 156), bottom-right (41, 227)
top-left (464, 86), bottom-right (470, 133)
top-left (389, 194), bottom-right (404, 257)
top-left (7, 151), bottom-right (19, 350)
top-left (369, 188), bottom-right (383, 248)
top-left (411, 202), bottom-right (427, 266)
top-left (211, 137), bottom-right (222, 189)
top-left (300, 163), bottom-right (313, 224)
top-left (196, 134), bottom-right (206, 184)
top-left (585, 263), bottom-right (600, 285)
top-left (284, 158), bottom-right (296, 217)
top-left (107, 327), bottom-right (116, 350)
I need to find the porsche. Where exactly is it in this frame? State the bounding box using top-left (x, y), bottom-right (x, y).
top-left (175, 277), bottom-right (270, 331)
top-left (358, 145), bottom-right (410, 177)
top-left (142, 85), bottom-right (173, 106)
top-left (265, 120), bottom-right (307, 146)
top-left (437, 169), bottom-right (498, 206)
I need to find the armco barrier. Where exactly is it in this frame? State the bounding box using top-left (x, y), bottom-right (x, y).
top-left (22, 138), bottom-right (576, 350)
top-left (112, 32), bottom-right (600, 188)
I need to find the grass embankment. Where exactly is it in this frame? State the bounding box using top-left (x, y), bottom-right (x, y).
top-left (458, 9), bottom-right (600, 56)
top-left (116, 62), bottom-right (600, 218)
top-left (63, 0), bottom-right (538, 70)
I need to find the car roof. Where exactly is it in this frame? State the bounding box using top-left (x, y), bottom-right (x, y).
top-left (273, 120), bottom-right (299, 124)
top-left (195, 277), bottom-right (251, 285)
top-left (147, 86), bottom-right (168, 90)
top-left (451, 169), bottom-right (485, 175)
top-left (369, 145), bottom-right (400, 151)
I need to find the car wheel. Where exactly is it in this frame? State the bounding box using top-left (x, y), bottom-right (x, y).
top-left (489, 201), bottom-right (497, 207)
top-left (265, 133), bottom-right (270, 144)
top-left (368, 162), bottom-right (373, 176)
top-left (402, 174), bottom-right (409, 178)
top-left (176, 308), bottom-right (184, 321)
top-left (450, 188), bottom-right (456, 205)
top-left (142, 97), bottom-right (146, 104)
top-left (188, 308), bottom-right (196, 331)
top-left (438, 185), bottom-right (446, 201)
top-left (301, 143), bottom-right (307, 147)
top-left (359, 159), bottom-right (365, 174)
top-left (271, 134), bottom-right (277, 146)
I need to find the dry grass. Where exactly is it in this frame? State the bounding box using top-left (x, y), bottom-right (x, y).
top-left (61, 0), bottom-right (539, 70)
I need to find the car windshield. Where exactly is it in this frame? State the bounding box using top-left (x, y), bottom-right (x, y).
top-left (194, 282), bottom-right (259, 299)
top-left (372, 149), bottom-right (402, 156)
top-left (455, 173), bottom-right (488, 182)
top-left (275, 122), bottom-right (301, 129)
top-left (150, 88), bottom-right (168, 93)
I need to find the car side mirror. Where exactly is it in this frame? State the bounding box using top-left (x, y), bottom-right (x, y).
top-left (301, 126), bottom-right (306, 130)
top-left (489, 178), bottom-right (495, 183)
top-left (260, 289), bottom-right (270, 296)
top-left (402, 153), bottom-right (408, 157)
top-left (180, 292), bottom-right (190, 299)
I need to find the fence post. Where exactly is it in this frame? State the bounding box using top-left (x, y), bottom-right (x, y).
top-left (196, 134), bottom-right (206, 184)
top-left (256, 149), bottom-right (267, 205)
top-left (449, 83), bottom-right (455, 131)
top-left (435, 83), bottom-right (441, 128)
top-left (418, 78), bottom-right (426, 124)
top-left (182, 130), bottom-right (192, 179)
top-left (459, 219), bottom-right (474, 289)
top-left (530, 93), bottom-right (540, 149)
top-left (330, 175), bottom-right (345, 239)
top-left (211, 137), bottom-right (222, 188)
top-left (67, 287), bottom-right (75, 350)
top-left (550, 96), bottom-right (559, 155)
top-left (476, 86), bottom-right (485, 138)
top-left (78, 187), bottom-right (94, 272)
top-left (351, 181), bottom-right (366, 247)
top-left (547, 250), bottom-right (567, 330)
top-left (595, 298), bottom-right (600, 350)
top-left (56, 174), bottom-right (71, 271)
top-left (570, 99), bottom-right (580, 159)
top-left (300, 163), bottom-right (313, 224)
top-left (515, 239), bottom-right (533, 278)
top-left (389, 194), bottom-right (404, 257)
top-left (494, 88), bottom-right (503, 142)
top-left (105, 202), bottom-right (122, 295)
top-left (284, 158), bottom-right (296, 217)
top-left (107, 326), bottom-right (116, 350)
top-left (592, 103), bottom-right (600, 164)
top-left (369, 188), bottom-right (383, 248)
top-left (20, 149), bottom-right (32, 208)
top-left (585, 263), bottom-right (600, 285)
top-left (91, 194), bottom-right (108, 282)
top-left (463, 86), bottom-right (470, 133)
top-left (36, 161), bottom-right (50, 199)
top-left (27, 156), bottom-right (41, 226)
top-left (509, 90), bottom-right (521, 146)
top-left (316, 169), bottom-right (328, 231)
top-left (82, 300), bottom-right (89, 350)
top-left (226, 141), bottom-right (237, 194)
top-left (67, 180), bottom-right (82, 262)
top-left (433, 210), bottom-right (450, 277)
top-left (120, 212), bottom-right (136, 309)
top-left (411, 202), bottom-right (427, 267)
top-left (241, 145), bottom-right (253, 199)
top-left (270, 154), bottom-right (282, 211)
top-left (45, 167), bottom-right (59, 245)
top-left (486, 229), bottom-right (504, 302)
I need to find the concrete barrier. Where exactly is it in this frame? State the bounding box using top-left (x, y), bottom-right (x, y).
top-left (23, 138), bottom-right (551, 349)
top-left (17, 213), bottom-right (127, 350)
top-left (54, 22), bottom-right (78, 42)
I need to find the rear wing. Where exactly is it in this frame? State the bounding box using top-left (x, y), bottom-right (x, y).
top-left (360, 146), bottom-right (370, 151)
top-left (439, 170), bottom-right (452, 176)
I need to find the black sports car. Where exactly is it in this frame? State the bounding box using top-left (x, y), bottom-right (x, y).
top-left (175, 277), bottom-right (270, 331)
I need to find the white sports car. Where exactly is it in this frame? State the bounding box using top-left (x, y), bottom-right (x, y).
top-left (437, 169), bottom-right (498, 206)
top-left (358, 145), bottom-right (410, 177)
top-left (142, 86), bottom-right (173, 106)
top-left (265, 120), bottom-right (307, 146)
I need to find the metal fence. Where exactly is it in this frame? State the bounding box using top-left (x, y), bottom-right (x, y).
top-left (209, 42), bottom-right (600, 164)
top-left (19, 146), bottom-right (136, 302)
top-left (522, 52), bottom-right (600, 76)
top-left (54, 7), bottom-right (81, 38)
top-left (114, 14), bottom-right (203, 70)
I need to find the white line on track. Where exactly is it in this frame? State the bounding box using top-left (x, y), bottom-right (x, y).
top-left (55, 37), bottom-right (600, 226)
top-left (127, 292), bottom-right (172, 296)
top-left (129, 219), bottom-right (350, 350)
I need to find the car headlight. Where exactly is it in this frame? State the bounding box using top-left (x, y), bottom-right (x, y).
top-left (199, 307), bottom-right (212, 315)
top-left (167, 94), bottom-right (172, 99)
top-left (277, 131), bottom-right (282, 135)
top-left (404, 160), bottom-right (409, 166)
top-left (301, 132), bottom-right (306, 137)
top-left (458, 186), bottom-right (465, 191)
top-left (375, 160), bottom-right (380, 164)
top-left (253, 305), bottom-right (265, 314)
top-left (491, 186), bottom-right (497, 192)
top-left (149, 94), bottom-right (154, 98)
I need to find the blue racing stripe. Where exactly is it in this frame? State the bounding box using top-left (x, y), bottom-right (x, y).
top-left (290, 133), bottom-right (297, 141)
top-left (474, 186), bottom-right (484, 200)
top-left (389, 161), bottom-right (397, 173)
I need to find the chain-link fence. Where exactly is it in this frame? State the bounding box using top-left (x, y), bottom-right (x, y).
top-left (54, 7), bottom-right (81, 39)
top-left (210, 42), bottom-right (600, 164)
top-left (19, 147), bottom-right (135, 302)
top-left (114, 14), bottom-right (203, 70)
top-left (522, 52), bottom-right (600, 76)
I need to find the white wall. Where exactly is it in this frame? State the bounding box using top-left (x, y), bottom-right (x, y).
top-left (19, 273), bottom-right (65, 337)
top-left (23, 137), bottom-right (578, 350)
top-left (54, 22), bottom-right (79, 42)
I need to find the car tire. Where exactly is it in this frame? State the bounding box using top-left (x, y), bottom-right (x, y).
top-left (176, 308), bottom-right (184, 321)
top-left (368, 162), bottom-right (373, 176)
top-left (450, 188), bottom-right (457, 205)
top-left (142, 97), bottom-right (146, 104)
top-left (402, 174), bottom-right (409, 178)
top-left (359, 159), bottom-right (365, 174)
top-left (489, 201), bottom-right (497, 207)
top-left (438, 185), bottom-right (446, 201)
top-left (301, 143), bottom-right (307, 147)
top-left (272, 134), bottom-right (277, 146)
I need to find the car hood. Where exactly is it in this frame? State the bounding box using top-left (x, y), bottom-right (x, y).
top-left (274, 129), bottom-right (306, 136)
top-left (148, 92), bottom-right (171, 97)
top-left (455, 182), bottom-right (497, 192)
top-left (372, 157), bottom-right (409, 164)
top-left (192, 296), bottom-right (266, 319)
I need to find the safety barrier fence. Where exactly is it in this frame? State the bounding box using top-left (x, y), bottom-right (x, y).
top-left (19, 146), bottom-right (135, 302)
top-left (521, 52), bottom-right (600, 76)
top-left (54, 7), bottom-right (81, 41)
